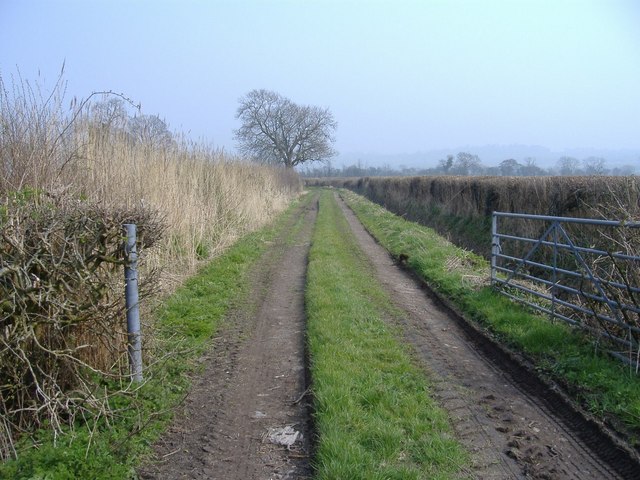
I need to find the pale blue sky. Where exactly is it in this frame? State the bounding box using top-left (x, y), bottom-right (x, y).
top-left (1, 0), bottom-right (639, 161)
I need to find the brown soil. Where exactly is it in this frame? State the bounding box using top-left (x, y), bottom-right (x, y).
top-left (336, 193), bottom-right (637, 480)
top-left (138, 197), bottom-right (317, 480)
top-left (138, 192), bottom-right (638, 480)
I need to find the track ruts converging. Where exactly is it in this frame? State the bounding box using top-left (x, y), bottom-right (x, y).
top-left (141, 192), bottom-right (639, 479)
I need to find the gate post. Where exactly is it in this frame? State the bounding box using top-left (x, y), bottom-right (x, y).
top-left (551, 222), bottom-right (558, 321)
top-left (491, 212), bottom-right (499, 285)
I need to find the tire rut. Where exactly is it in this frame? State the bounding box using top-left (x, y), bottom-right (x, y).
top-left (138, 197), bottom-right (317, 480)
top-left (336, 192), bottom-right (638, 480)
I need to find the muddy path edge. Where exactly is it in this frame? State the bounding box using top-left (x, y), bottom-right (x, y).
top-left (336, 191), bottom-right (640, 479)
top-left (138, 193), bottom-right (318, 480)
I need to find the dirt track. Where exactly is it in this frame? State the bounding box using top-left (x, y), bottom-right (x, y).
top-left (139, 198), bottom-right (317, 480)
top-left (139, 192), bottom-right (638, 479)
top-left (336, 194), bottom-right (637, 480)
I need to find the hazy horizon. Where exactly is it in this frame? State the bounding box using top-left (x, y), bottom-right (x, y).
top-left (2, 0), bottom-right (639, 161)
top-left (334, 144), bottom-right (640, 170)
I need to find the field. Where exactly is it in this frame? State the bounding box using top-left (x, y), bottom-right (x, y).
top-left (3, 183), bottom-right (640, 478)
top-left (3, 77), bottom-right (640, 478)
top-left (138, 189), bottom-right (638, 479)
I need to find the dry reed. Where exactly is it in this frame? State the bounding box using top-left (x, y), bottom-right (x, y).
top-left (0, 69), bottom-right (301, 459)
top-left (76, 124), bottom-right (300, 284)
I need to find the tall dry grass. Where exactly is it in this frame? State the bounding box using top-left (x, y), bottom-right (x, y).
top-left (1, 70), bottom-right (300, 284)
top-left (0, 69), bottom-right (301, 458)
top-left (77, 125), bottom-right (300, 286)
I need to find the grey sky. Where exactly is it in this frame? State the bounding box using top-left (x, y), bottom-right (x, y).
top-left (1, 0), bottom-right (639, 162)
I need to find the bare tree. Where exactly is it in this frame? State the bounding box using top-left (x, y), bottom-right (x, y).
top-left (91, 97), bottom-right (129, 130)
top-left (235, 89), bottom-right (337, 168)
top-left (451, 152), bottom-right (482, 175)
top-left (582, 156), bottom-right (608, 176)
top-left (520, 157), bottom-right (545, 176)
top-left (557, 156), bottom-right (580, 175)
top-left (128, 114), bottom-right (173, 148)
top-left (437, 155), bottom-right (454, 174)
top-left (611, 164), bottom-right (636, 176)
top-left (499, 158), bottom-right (520, 176)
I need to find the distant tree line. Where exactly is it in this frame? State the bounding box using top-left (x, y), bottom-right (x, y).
top-left (299, 152), bottom-right (637, 177)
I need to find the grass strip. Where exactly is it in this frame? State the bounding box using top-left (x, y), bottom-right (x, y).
top-left (0, 194), bottom-right (313, 480)
top-left (306, 190), bottom-right (467, 479)
top-left (339, 189), bottom-right (640, 437)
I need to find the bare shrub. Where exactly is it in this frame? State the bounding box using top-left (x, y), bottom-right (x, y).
top-left (318, 175), bottom-right (640, 258)
top-left (0, 67), bottom-right (301, 460)
top-left (0, 192), bottom-right (164, 459)
top-left (581, 178), bottom-right (640, 369)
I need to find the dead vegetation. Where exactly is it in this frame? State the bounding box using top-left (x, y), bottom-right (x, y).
top-left (309, 175), bottom-right (640, 257)
top-left (0, 194), bottom-right (164, 457)
top-left (0, 68), bottom-right (301, 460)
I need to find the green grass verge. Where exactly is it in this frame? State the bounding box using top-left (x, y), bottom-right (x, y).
top-left (0, 194), bottom-right (312, 480)
top-left (306, 190), bottom-right (467, 479)
top-left (339, 189), bottom-right (640, 438)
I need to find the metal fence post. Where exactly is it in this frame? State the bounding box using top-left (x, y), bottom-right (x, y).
top-left (123, 224), bottom-right (143, 382)
top-left (491, 212), bottom-right (499, 285)
top-left (551, 222), bottom-right (558, 321)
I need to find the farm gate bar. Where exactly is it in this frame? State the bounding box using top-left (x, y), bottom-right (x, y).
top-left (490, 211), bottom-right (640, 368)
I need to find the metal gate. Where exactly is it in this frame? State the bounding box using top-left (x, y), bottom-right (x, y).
top-left (490, 211), bottom-right (640, 368)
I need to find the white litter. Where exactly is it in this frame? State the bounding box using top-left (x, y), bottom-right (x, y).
top-left (266, 426), bottom-right (301, 448)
